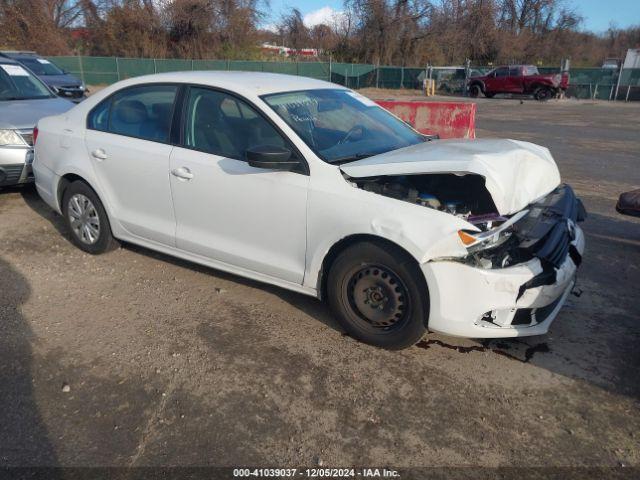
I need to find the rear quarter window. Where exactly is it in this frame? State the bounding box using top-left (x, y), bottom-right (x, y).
top-left (88, 98), bottom-right (111, 131)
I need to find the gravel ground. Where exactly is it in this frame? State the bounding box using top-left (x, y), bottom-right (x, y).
top-left (0, 95), bottom-right (639, 473)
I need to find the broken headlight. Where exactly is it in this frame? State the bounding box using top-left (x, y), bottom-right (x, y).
top-left (457, 210), bottom-right (530, 268)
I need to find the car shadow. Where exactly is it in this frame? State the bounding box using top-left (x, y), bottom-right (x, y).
top-left (18, 187), bottom-right (640, 399)
top-left (474, 210), bottom-right (640, 399)
top-left (0, 255), bottom-right (60, 470)
top-left (18, 186), bottom-right (74, 245)
top-left (17, 186), bottom-right (343, 336)
top-left (123, 242), bottom-right (342, 333)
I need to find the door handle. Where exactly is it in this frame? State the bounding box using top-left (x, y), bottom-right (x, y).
top-left (91, 148), bottom-right (107, 161)
top-left (171, 167), bottom-right (194, 180)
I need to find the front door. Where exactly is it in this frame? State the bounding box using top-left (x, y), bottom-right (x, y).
top-left (485, 67), bottom-right (509, 92)
top-left (169, 86), bottom-right (309, 284)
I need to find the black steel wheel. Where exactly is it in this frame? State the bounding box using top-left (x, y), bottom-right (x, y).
top-left (346, 264), bottom-right (410, 332)
top-left (327, 241), bottom-right (429, 350)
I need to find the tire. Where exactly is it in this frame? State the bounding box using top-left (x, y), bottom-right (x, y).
top-left (62, 180), bottom-right (119, 254)
top-left (327, 241), bottom-right (429, 350)
top-left (469, 84), bottom-right (481, 98)
top-left (534, 86), bottom-right (554, 101)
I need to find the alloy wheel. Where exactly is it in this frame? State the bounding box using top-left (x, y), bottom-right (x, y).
top-left (68, 193), bottom-right (101, 245)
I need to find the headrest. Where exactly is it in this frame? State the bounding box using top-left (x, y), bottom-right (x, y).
top-left (194, 95), bottom-right (223, 124)
top-left (116, 100), bottom-right (147, 124)
top-left (152, 102), bottom-right (172, 118)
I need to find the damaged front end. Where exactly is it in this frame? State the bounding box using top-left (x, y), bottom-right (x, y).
top-left (348, 172), bottom-right (587, 337)
top-left (349, 172), bottom-right (585, 272)
top-left (459, 183), bottom-right (587, 271)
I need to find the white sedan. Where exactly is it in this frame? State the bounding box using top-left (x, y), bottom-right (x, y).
top-left (33, 72), bottom-right (586, 349)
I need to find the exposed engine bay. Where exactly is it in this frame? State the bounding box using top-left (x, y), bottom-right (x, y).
top-left (349, 173), bottom-right (587, 272)
top-left (351, 172), bottom-right (501, 225)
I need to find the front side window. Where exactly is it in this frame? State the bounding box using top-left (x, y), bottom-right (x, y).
top-left (262, 89), bottom-right (425, 163)
top-left (0, 63), bottom-right (53, 101)
top-left (183, 87), bottom-right (288, 160)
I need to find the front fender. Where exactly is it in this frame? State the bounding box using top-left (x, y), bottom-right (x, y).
top-left (303, 173), bottom-right (471, 291)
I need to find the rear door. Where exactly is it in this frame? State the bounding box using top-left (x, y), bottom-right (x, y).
top-left (168, 86), bottom-right (309, 284)
top-left (85, 84), bottom-right (178, 246)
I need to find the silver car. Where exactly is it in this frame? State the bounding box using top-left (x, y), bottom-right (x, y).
top-left (1, 57), bottom-right (73, 187)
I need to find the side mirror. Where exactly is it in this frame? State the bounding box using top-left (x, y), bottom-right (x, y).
top-left (246, 145), bottom-right (298, 171)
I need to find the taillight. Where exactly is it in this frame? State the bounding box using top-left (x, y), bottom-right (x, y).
top-left (33, 126), bottom-right (38, 145)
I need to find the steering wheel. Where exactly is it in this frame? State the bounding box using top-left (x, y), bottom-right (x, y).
top-left (338, 124), bottom-right (366, 145)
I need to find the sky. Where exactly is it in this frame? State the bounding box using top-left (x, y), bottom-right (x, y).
top-left (264, 0), bottom-right (640, 34)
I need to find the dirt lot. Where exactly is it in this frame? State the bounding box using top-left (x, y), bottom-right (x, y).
top-left (1, 95), bottom-right (639, 474)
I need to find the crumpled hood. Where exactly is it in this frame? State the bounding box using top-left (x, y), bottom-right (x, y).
top-left (0, 97), bottom-right (74, 129)
top-left (340, 138), bottom-right (561, 215)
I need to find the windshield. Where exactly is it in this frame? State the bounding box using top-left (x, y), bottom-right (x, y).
top-left (19, 57), bottom-right (65, 76)
top-left (0, 63), bottom-right (54, 100)
top-left (262, 89), bottom-right (425, 163)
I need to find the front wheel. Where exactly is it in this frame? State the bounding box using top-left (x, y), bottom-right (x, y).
top-left (62, 180), bottom-right (119, 254)
top-left (469, 84), bottom-right (481, 98)
top-left (327, 241), bottom-right (429, 350)
top-left (534, 86), bottom-right (554, 101)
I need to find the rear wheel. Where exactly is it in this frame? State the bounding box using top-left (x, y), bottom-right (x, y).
top-left (327, 241), bottom-right (429, 350)
top-left (534, 86), bottom-right (554, 101)
top-left (62, 180), bottom-right (119, 254)
top-left (469, 84), bottom-right (481, 98)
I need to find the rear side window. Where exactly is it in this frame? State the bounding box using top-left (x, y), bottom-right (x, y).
top-left (87, 84), bottom-right (177, 143)
top-left (508, 67), bottom-right (520, 76)
top-left (524, 66), bottom-right (539, 76)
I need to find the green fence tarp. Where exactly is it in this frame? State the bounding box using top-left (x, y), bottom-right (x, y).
top-left (43, 56), bottom-right (640, 100)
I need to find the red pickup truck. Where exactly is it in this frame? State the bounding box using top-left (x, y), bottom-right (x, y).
top-left (468, 65), bottom-right (569, 101)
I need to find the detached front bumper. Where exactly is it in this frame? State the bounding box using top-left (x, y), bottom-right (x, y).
top-left (422, 224), bottom-right (584, 337)
top-left (422, 184), bottom-right (586, 338)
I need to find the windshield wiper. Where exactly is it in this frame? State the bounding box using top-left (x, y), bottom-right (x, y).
top-left (327, 152), bottom-right (373, 165)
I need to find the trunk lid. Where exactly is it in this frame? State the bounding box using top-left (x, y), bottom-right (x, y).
top-left (339, 138), bottom-right (561, 215)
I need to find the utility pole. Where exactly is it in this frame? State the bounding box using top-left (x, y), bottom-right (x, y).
top-left (614, 62), bottom-right (624, 101)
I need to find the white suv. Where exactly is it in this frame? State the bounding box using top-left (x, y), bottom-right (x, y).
top-left (33, 72), bottom-right (585, 349)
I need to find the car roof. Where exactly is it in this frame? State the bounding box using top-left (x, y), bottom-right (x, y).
top-left (0, 50), bottom-right (38, 58)
top-left (0, 57), bottom-right (20, 65)
top-left (115, 71), bottom-right (345, 96)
